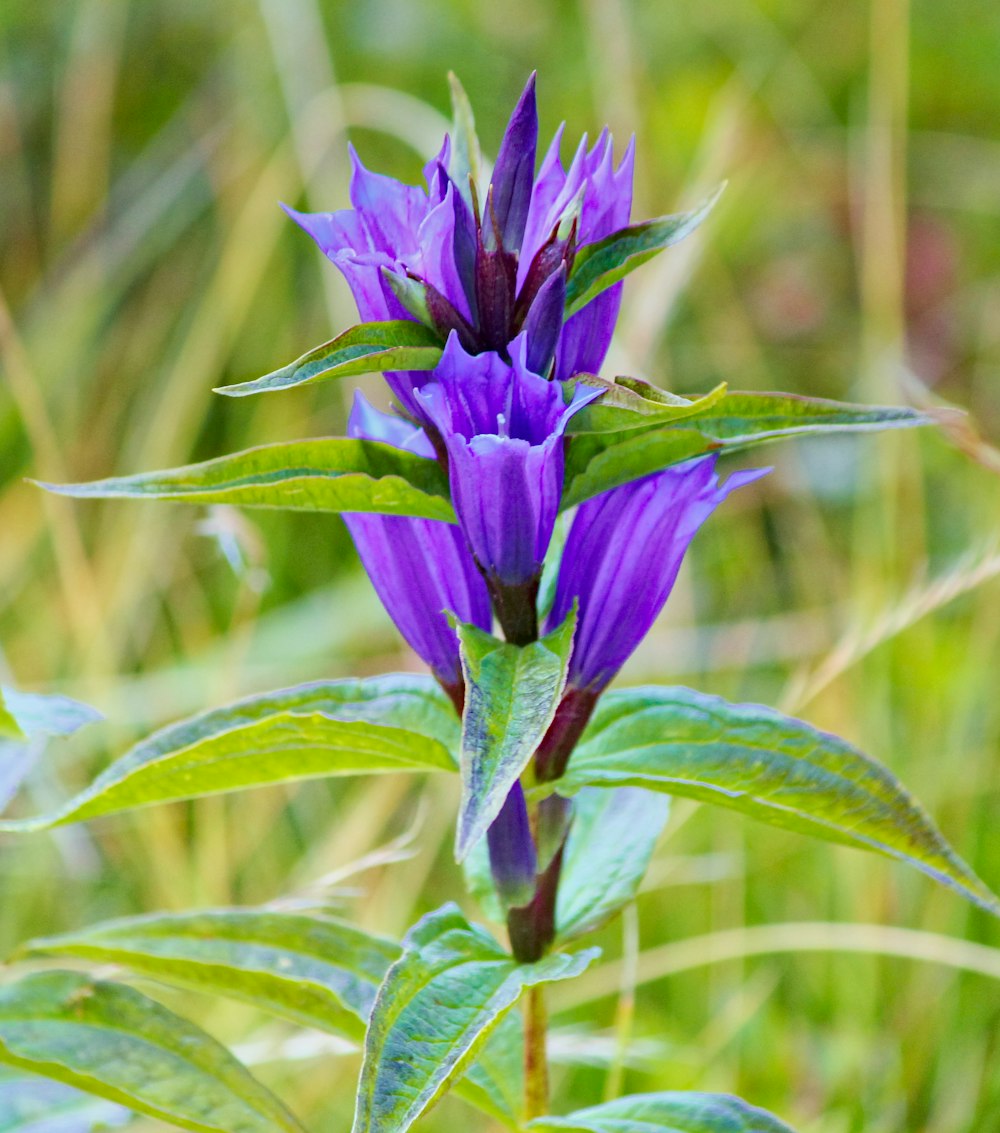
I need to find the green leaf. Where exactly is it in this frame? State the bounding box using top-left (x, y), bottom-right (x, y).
top-left (0, 1073), bottom-right (131, 1131)
top-left (38, 438), bottom-right (454, 522)
top-left (565, 378), bottom-right (728, 435)
top-left (22, 909), bottom-right (401, 1041)
top-left (563, 392), bottom-right (928, 508)
top-left (450, 1012), bottom-right (523, 1129)
top-left (0, 688), bottom-right (102, 741)
top-left (0, 675), bottom-right (459, 832)
top-left (528, 1090), bottom-right (797, 1133)
top-left (556, 788), bottom-right (671, 942)
top-left (0, 971), bottom-right (305, 1133)
top-left (353, 903), bottom-right (598, 1133)
top-left (447, 72), bottom-right (483, 200)
top-left (215, 322), bottom-right (443, 397)
top-left (564, 188), bottom-right (724, 316)
top-left (454, 613), bottom-right (576, 866)
top-left (547, 686), bottom-right (1000, 917)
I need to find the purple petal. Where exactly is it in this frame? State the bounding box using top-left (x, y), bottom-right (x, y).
top-left (489, 74), bottom-right (538, 252)
top-left (348, 145), bottom-right (429, 257)
top-left (548, 458), bottom-right (769, 690)
top-left (554, 281), bottom-right (622, 380)
top-left (523, 263), bottom-right (567, 377)
top-left (347, 392), bottom-right (435, 457)
top-left (417, 183), bottom-right (473, 322)
top-left (486, 782), bottom-right (537, 908)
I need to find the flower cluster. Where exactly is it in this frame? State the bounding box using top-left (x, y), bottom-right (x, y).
top-left (291, 75), bottom-right (762, 956)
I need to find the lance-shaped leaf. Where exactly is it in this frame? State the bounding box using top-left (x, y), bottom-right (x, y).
top-left (0, 1073), bottom-right (132, 1131)
top-left (564, 187), bottom-right (724, 316)
top-left (215, 322), bottom-right (443, 398)
top-left (547, 687), bottom-right (1000, 917)
top-left (22, 909), bottom-right (401, 1041)
top-left (450, 1012), bottom-right (523, 1129)
top-left (38, 438), bottom-right (454, 522)
top-left (556, 788), bottom-right (671, 942)
top-left (447, 71), bottom-right (484, 203)
top-left (0, 688), bottom-right (101, 742)
top-left (528, 1091), bottom-right (797, 1133)
top-left (353, 904), bottom-right (598, 1133)
top-left (454, 612), bottom-right (576, 862)
top-left (0, 971), bottom-right (305, 1133)
top-left (565, 377), bottom-right (728, 436)
top-left (563, 392), bottom-right (929, 508)
top-left (0, 675), bottom-right (459, 832)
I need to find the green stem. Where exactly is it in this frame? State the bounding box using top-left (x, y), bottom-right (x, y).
top-left (523, 984), bottom-right (549, 1120)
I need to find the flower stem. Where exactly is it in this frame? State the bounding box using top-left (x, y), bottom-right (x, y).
top-left (523, 984), bottom-right (549, 1120)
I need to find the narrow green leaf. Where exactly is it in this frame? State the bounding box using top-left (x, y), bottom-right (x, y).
top-left (450, 1012), bottom-right (523, 1129)
top-left (563, 392), bottom-right (929, 508)
top-left (23, 909), bottom-right (401, 1041)
top-left (0, 688), bottom-right (102, 741)
top-left (0, 675), bottom-right (459, 832)
top-left (565, 378), bottom-right (728, 435)
top-left (353, 903), bottom-right (599, 1133)
top-left (556, 788), bottom-right (671, 942)
top-left (564, 188), bottom-right (723, 316)
top-left (447, 72), bottom-right (483, 198)
top-left (528, 1091), bottom-right (797, 1133)
top-left (454, 612), bottom-right (576, 863)
top-left (0, 971), bottom-right (305, 1133)
top-left (215, 321), bottom-right (442, 398)
top-left (0, 1074), bottom-right (130, 1131)
top-left (38, 438), bottom-right (454, 522)
top-left (548, 686), bottom-right (1000, 917)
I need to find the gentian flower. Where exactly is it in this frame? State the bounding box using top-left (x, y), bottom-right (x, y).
top-left (284, 74), bottom-right (634, 418)
top-left (341, 393), bottom-right (491, 711)
top-left (486, 781), bottom-right (537, 909)
top-left (534, 457), bottom-right (768, 779)
top-left (418, 333), bottom-right (601, 644)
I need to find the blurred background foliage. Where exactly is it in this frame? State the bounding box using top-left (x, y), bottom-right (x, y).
top-left (1, 0), bottom-right (999, 1130)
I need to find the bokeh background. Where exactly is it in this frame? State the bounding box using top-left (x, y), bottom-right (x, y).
top-left (2, 1), bottom-right (1000, 1130)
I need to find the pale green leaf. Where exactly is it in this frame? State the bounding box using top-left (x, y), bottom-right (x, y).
top-left (556, 788), bottom-right (671, 942)
top-left (455, 612), bottom-right (576, 864)
top-left (528, 1090), bottom-right (797, 1133)
top-left (38, 438), bottom-right (454, 522)
top-left (547, 687), bottom-right (1000, 917)
top-left (563, 392), bottom-right (928, 508)
top-left (0, 675), bottom-right (459, 832)
top-left (0, 1073), bottom-right (131, 1131)
top-left (0, 971), bottom-right (305, 1133)
top-left (450, 1012), bottom-right (523, 1129)
top-left (23, 909), bottom-right (401, 1041)
top-left (0, 688), bottom-right (102, 741)
top-left (215, 321), bottom-right (442, 397)
top-left (353, 903), bottom-right (599, 1133)
top-left (564, 188), bottom-right (723, 316)
top-left (447, 72), bottom-right (483, 199)
top-left (565, 378), bottom-right (728, 435)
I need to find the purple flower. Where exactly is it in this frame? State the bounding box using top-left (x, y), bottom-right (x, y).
top-left (549, 457), bottom-right (767, 690)
top-left (285, 75), bottom-right (634, 402)
top-left (342, 393), bottom-right (492, 709)
top-left (486, 782), bottom-right (537, 909)
top-left (418, 334), bottom-right (600, 641)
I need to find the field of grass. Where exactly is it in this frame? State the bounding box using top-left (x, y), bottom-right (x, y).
top-left (1, 1), bottom-right (999, 1130)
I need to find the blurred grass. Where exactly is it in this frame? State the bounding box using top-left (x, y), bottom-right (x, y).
top-left (1, 1), bottom-right (999, 1130)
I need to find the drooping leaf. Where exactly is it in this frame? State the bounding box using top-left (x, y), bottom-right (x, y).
top-left (565, 377), bottom-right (728, 435)
top-left (23, 909), bottom-right (401, 1041)
top-left (454, 612), bottom-right (576, 863)
top-left (0, 675), bottom-right (459, 832)
top-left (0, 1073), bottom-right (131, 1132)
top-left (353, 903), bottom-right (598, 1133)
top-left (528, 1090), bottom-right (798, 1133)
top-left (547, 686), bottom-right (1000, 917)
top-left (556, 788), bottom-right (671, 942)
top-left (450, 1012), bottom-right (523, 1129)
top-left (0, 971), bottom-right (305, 1133)
top-left (214, 322), bottom-right (443, 398)
top-left (38, 438), bottom-right (454, 522)
top-left (564, 188), bottom-right (723, 316)
top-left (562, 392), bottom-right (928, 508)
top-left (0, 689), bottom-right (101, 742)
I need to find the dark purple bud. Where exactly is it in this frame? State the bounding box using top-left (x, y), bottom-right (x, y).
top-left (522, 263), bottom-right (567, 377)
top-left (513, 218), bottom-right (576, 331)
top-left (474, 240), bottom-right (519, 355)
top-left (489, 73), bottom-right (538, 253)
top-left (450, 175), bottom-right (480, 323)
top-left (486, 781), bottom-right (537, 908)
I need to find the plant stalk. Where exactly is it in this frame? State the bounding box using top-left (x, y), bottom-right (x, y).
top-left (523, 984), bottom-right (549, 1120)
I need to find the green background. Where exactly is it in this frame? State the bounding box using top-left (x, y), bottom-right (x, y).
top-left (1, 1), bottom-right (999, 1130)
